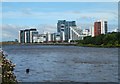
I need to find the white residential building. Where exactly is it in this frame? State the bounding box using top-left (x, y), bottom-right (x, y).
top-left (83, 29), bottom-right (90, 36)
top-left (30, 31), bottom-right (38, 43)
top-left (90, 26), bottom-right (94, 37)
top-left (97, 20), bottom-right (108, 34)
top-left (46, 32), bottom-right (51, 42)
top-left (69, 27), bottom-right (84, 42)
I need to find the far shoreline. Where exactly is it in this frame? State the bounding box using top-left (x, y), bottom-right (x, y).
top-left (0, 42), bottom-right (120, 48)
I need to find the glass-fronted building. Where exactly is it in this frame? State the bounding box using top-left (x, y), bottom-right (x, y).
top-left (57, 20), bottom-right (77, 42)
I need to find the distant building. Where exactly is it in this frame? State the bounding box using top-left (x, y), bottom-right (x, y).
top-left (30, 29), bottom-right (38, 43)
top-left (94, 20), bottom-right (107, 36)
top-left (19, 28), bottom-right (38, 43)
top-left (100, 20), bottom-right (107, 34)
top-left (90, 26), bottom-right (95, 37)
top-left (83, 29), bottom-right (90, 36)
top-left (65, 21), bottom-right (76, 41)
top-left (32, 33), bottom-right (58, 43)
top-left (69, 26), bottom-right (84, 42)
top-left (112, 28), bottom-right (119, 32)
top-left (19, 30), bottom-right (25, 43)
top-left (51, 33), bottom-right (56, 42)
top-left (57, 20), bottom-right (66, 33)
top-left (19, 20), bottom-right (108, 43)
top-left (57, 20), bottom-right (77, 42)
top-left (33, 34), bottom-right (46, 43)
top-left (46, 32), bottom-right (51, 42)
top-left (55, 33), bottom-right (61, 42)
top-left (15, 39), bottom-right (18, 42)
top-left (24, 29), bottom-right (30, 43)
top-left (32, 35), bottom-right (38, 43)
top-left (94, 22), bottom-right (101, 36)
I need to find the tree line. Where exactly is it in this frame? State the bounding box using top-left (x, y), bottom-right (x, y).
top-left (77, 32), bottom-right (120, 47)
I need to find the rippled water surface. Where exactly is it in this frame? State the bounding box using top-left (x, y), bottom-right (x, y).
top-left (2, 45), bottom-right (118, 82)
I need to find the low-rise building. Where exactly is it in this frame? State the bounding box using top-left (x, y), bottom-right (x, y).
top-left (83, 29), bottom-right (90, 36)
top-left (33, 34), bottom-right (47, 43)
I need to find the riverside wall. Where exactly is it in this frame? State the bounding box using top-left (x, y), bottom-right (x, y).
top-left (0, 51), bottom-right (17, 84)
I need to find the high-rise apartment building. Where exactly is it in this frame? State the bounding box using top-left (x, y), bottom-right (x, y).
top-left (30, 29), bottom-right (38, 43)
top-left (19, 28), bottom-right (38, 43)
top-left (57, 20), bottom-right (76, 42)
top-left (19, 30), bottom-right (25, 43)
top-left (24, 29), bottom-right (30, 43)
top-left (57, 20), bottom-right (66, 33)
top-left (100, 20), bottom-right (107, 34)
top-left (94, 20), bottom-right (107, 36)
top-left (90, 26), bottom-right (95, 37)
top-left (94, 22), bottom-right (101, 36)
top-left (46, 32), bottom-right (51, 42)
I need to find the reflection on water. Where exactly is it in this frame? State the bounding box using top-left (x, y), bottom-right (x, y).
top-left (2, 45), bottom-right (118, 82)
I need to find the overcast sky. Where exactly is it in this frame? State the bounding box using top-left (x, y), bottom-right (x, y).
top-left (0, 2), bottom-right (118, 41)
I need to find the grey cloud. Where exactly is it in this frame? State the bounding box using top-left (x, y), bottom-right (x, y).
top-left (2, 24), bottom-right (57, 41)
top-left (36, 24), bottom-right (56, 33)
top-left (2, 24), bottom-right (23, 41)
top-left (21, 8), bottom-right (32, 15)
top-left (65, 11), bottom-right (81, 14)
top-left (2, 10), bottom-right (118, 23)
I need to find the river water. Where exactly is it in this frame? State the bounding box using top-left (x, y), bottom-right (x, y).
top-left (2, 45), bottom-right (118, 82)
